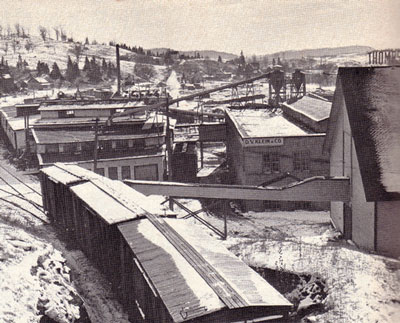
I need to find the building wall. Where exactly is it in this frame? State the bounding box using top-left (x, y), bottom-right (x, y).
top-left (76, 155), bottom-right (165, 181)
top-left (350, 140), bottom-right (375, 250)
top-left (226, 113), bottom-right (330, 211)
top-left (40, 109), bottom-right (113, 119)
top-left (377, 200), bottom-right (400, 258)
top-left (0, 114), bottom-right (26, 151)
top-left (329, 87), bottom-right (375, 250)
top-left (329, 95), bottom-right (345, 232)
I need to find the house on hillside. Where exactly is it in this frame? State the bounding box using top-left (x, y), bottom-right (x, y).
top-left (0, 73), bottom-right (15, 93)
top-left (324, 66), bottom-right (400, 258)
top-left (27, 76), bottom-right (53, 90)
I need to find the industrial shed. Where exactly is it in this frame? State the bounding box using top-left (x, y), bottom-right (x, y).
top-left (324, 66), bottom-right (400, 258)
top-left (281, 94), bottom-right (332, 133)
top-left (41, 163), bottom-right (292, 322)
top-left (225, 109), bottom-right (330, 211)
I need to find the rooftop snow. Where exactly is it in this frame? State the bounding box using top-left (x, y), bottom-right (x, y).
top-left (335, 66), bottom-right (400, 199)
top-left (227, 109), bottom-right (310, 138)
top-left (283, 95), bottom-right (332, 122)
top-left (33, 128), bottom-right (163, 144)
top-left (38, 102), bottom-right (142, 111)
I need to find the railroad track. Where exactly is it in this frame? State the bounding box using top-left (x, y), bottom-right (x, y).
top-left (0, 164), bottom-right (49, 224)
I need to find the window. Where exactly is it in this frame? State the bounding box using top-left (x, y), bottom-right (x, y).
top-left (45, 144), bottom-right (59, 153)
top-left (108, 167), bottom-right (118, 180)
top-left (294, 201), bottom-right (311, 210)
top-left (58, 110), bottom-right (75, 118)
top-left (95, 168), bottom-right (105, 176)
top-left (134, 164), bottom-right (158, 181)
top-left (262, 152), bottom-right (280, 174)
top-left (121, 166), bottom-right (131, 180)
top-left (264, 200), bottom-right (281, 211)
top-left (293, 151), bottom-right (310, 171)
top-left (116, 140), bottom-right (129, 150)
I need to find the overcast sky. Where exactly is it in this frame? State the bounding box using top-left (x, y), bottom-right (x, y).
top-left (2, 0), bottom-right (400, 55)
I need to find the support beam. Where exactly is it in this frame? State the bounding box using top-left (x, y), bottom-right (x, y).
top-left (124, 176), bottom-right (350, 202)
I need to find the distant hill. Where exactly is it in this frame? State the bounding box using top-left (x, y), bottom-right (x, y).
top-left (150, 48), bottom-right (237, 61)
top-left (263, 45), bottom-right (374, 60)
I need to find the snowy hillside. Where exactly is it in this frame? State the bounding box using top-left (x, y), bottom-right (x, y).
top-left (0, 36), bottom-right (168, 83)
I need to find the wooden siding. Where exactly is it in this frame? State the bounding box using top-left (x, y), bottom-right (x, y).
top-left (40, 164), bottom-right (292, 322)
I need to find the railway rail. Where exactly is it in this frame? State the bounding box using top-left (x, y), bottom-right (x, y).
top-left (0, 163), bottom-right (49, 224)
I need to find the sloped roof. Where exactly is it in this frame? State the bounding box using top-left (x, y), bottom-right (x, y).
top-left (330, 66), bottom-right (400, 200)
top-left (283, 95), bottom-right (332, 122)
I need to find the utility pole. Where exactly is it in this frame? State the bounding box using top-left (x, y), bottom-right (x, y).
top-left (93, 118), bottom-right (99, 172)
top-left (165, 91), bottom-right (174, 210)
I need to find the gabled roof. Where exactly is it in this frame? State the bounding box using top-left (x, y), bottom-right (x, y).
top-left (326, 66), bottom-right (400, 201)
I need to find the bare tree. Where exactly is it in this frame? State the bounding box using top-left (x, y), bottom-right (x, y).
top-left (11, 38), bottom-right (20, 54)
top-left (38, 26), bottom-right (47, 41)
top-left (53, 26), bottom-right (60, 41)
top-left (4, 42), bottom-right (8, 55)
top-left (25, 39), bottom-right (34, 52)
top-left (6, 25), bottom-right (11, 38)
top-left (14, 23), bottom-right (21, 37)
top-left (0, 25), bottom-right (2, 39)
top-left (60, 27), bottom-right (67, 41)
top-left (21, 26), bottom-right (28, 38)
top-left (71, 43), bottom-right (83, 62)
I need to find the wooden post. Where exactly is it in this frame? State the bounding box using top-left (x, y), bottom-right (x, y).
top-left (200, 141), bottom-right (204, 168)
top-left (165, 93), bottom-right (174, 211)
top-left (93, 118), bottom-right (99, 172)
top-left (224, 202), bottom-right (228, 240)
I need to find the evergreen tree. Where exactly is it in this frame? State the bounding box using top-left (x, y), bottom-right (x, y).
top-left (73, 62), bottom-right (80, 78)
top-left (88, 56), bottom-right (101, 82)
top-left (102, 58), bottom-right (107, 73)
top-left (36, 60), bottom-right (42, 74)
top-left (42, 63), bottom-right (49, 75)
top-left (85, 37), bottom-right (89, 45)
top-left (50, 62), bottom-right (62, 79)
top-left (218, 55), bottom-right (222, 63)
top-left (83, 56), bottom-right (90, 72)
top-left (65, 56), bottom-right (75, 81)
top-left (239, 50), bottom-right (245, 66)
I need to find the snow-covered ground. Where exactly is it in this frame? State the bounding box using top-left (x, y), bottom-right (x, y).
top-left (0, 141), bottom-right (130, 323)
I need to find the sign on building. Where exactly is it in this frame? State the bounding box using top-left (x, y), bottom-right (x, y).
top-left (243, 137), bottom-right (284, 147)
top-left (368, 49), bottom-right (400, 65)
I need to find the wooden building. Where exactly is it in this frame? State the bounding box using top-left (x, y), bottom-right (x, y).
top-left (32, 103), bottom-right (167, 180)
top-left (27, 76), bottom-right (53, 90)
top-left (40, 163), bottom-right (292, 322)
top-left (225, 109), bottom-right (330, 211)
top-left (0, 104), bottom-right (41, 152)
top-left (0, 73), bottom-right (15, 93)
top-left (324, 66), bottom-right (400, 258)
top-left (282, 94), bottom-right (332, 133)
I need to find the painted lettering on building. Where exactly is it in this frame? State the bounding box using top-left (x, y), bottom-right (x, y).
top-left (243, 137), bottom-right (284, 147)
top-left (368, 49), bottom-right (400, 65)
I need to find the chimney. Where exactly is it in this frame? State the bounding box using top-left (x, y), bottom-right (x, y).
top-left (116, 44), bottom-right (121, 94)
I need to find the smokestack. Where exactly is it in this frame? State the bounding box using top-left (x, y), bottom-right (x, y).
top-left (116, 44), bottom-right (121, 94)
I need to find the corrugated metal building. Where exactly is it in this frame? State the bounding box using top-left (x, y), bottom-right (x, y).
top-left (324, 66), bottom-right (400, 258)
top-left (40, 163), bottom-right (292, 322)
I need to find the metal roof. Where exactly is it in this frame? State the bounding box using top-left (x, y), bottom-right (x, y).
top-left (38, 102), bottom-right (142, 111)
top-left (282, 95), bottom-right (332, 122)
top-left (33, 128), bottom-right (163, 144)
top-left (326, 66), bottom-right (400, 201)
top-left (41, 163), bottom-right (293, 321)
